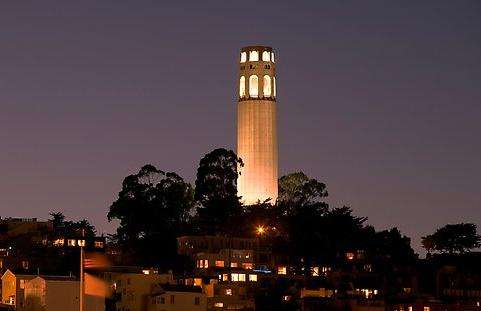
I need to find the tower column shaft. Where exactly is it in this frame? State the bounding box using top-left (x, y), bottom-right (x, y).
top-left (236, 46), bottom-right (278, 205)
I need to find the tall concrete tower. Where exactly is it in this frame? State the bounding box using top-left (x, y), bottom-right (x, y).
top-left (237, 46), bottom-right (278, 205)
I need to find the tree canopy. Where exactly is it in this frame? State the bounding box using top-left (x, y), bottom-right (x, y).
top-left (422, 223), bottom-right (481, 254)
top-left (194, 148), bottom-right (243, 234)
top-left (107, 164), bottom-right (195, 266)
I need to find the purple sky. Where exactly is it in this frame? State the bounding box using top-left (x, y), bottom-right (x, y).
top-left (1, 1), bottom-right (480, 253)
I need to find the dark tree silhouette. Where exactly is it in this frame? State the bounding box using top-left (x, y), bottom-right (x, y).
top-left (195, 148), bottom-right (243, 234)
top-left (278, 171), bottom-right (329, 215)
top-left (108, 164), bottom-right (195, 266)
top-left (48, 212), bottom-right (96, 238)
top-left (422, 223), bottom-right (481, 254)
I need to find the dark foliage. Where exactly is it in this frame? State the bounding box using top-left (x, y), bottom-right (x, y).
top-left (107, 164), bottom-right (195, 267)
top-left (422, 223), bottom-right (481, 254)
top-left (194, 148), bottom-right (244, 234)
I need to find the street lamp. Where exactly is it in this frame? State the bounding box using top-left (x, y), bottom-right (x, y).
top-left (256, 226), bottom-right (266, 236)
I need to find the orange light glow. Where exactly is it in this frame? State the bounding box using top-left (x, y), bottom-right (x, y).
top-left (256, 226), bottom-right (266, 235)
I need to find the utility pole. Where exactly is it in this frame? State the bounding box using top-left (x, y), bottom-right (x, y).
top-left (79, 229), bottom-right (85, 311)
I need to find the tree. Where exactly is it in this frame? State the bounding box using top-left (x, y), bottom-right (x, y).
top-left (108, 164), bottom-right (195, 266)
top-left (278, 172), bottom-right (329, 215)
top-left (195, 148), bottom-right (243, 234)
top-left (48, 212), bottom-right (96, 238)
top-left (421, 223), bottom-right (481, 254)
top-left (49, 212), bottom-right (65, 230)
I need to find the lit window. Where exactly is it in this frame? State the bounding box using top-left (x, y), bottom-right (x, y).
top-left (231, 273), bottom-right (239, 282)
top-left (263, 75), bottom-right (271, 97)
top-left (142, 270), bottom-right (150, 275)
top-left (53, 239), bottom-right (64, 246)
top-left (271, 52), bottom-right (275, 62)
top-left (249, 274), bottom-right (257, 282)
top-left (67, 239), bottom-right (76, 247)
top-left (273, 76), bottom-right (276, 97)
top-left (214, 302), bottom-right (224, 308)
top-left (238, 273), bottom-right (246, 282)
top-left (408, 306), bottom-right (413, 311)
top-left (197, 259), bottom-right (209, 269)
top-left (240, 52), bottom-right (247, 63)
top-left (277, 266), bottom-right (287, 275)
top-left (312, 267), bottom-right (319, 276)
top-left (262, 51), bottom-right (270, 61)
top-left (95, 241), bottom-right (104, 248)
top-left (249, 50), bottom-right (258, 61)
top-left (19, 280), bottom-right (25, 289)
top-left (424, 307), bottom-right (430, 311)
top-left (243, 263), bottom-right (253, 270)
top-left (216, 260), bottom-right (225, 267)
top-left (230, 262), bottom-right (238, 268)
top-left (194, 278), bottom-right (202, 286)
top-left (346, 252), bottom-right (355, 260)
top-left (239, 76), bottom-right (246, 98)
top-left (249, 75), bottom-right (258, 98)
top-left (77, 240), bottom-right (86, 247)
top-left (226, 289), bottom-right (232, 295)
top-left (222, 274), bottom-right (228, 281)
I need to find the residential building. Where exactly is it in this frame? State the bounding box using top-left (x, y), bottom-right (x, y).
top-left (148, 284), bottom-right (207, 311)
top-left (23, 276), bottom-right (104, 311)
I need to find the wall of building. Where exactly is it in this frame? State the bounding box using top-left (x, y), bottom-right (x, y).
top-left (148, 291), bottom-right (207, 311)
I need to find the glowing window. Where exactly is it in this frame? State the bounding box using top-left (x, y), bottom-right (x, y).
top-left (262, 51), bottom-right (270, 61)
top-left (231, 273), bottom-right (239, 282)
top-left (238, 273), bottom-right (246, 282)
top-left (53, 239), bottom-right (64, 246)
top-left (312, 267), bottom-right (319, 276)
top-left (197, 259), bottom-right (209, 268)
top-left (77, 239), bottom-right (86, 247)
top-left (230, 262), bottom-right (238, 268)
top-left (226, 289), bottom-right (232, 295)
top-left (95, 241), bottom-right (104, 248)
top-left (277, 266), bottom-right (287, 275)
top-left (239, 76), bottom-right (246, 97)
top-left (67, 239), bottom-right (76, 247)
top-left (424, 307), bottom-right (430, 311)
top-left (249, 75), bottom-right (258, 98)
top-left (271, 52), bottom-right (275, 62)
top-left (240, 52), bottom-right (247, 63)
top-left (263, 75), bottom-right (271, 97)
top-left (215, 260), bottom-right (225, 267)
top-left (273, 77), bottom-right (276, 97)
top-left (242, 263), bottom-right (253, 270)
top-left (214, 302), bottom-right (224, 308)
top-left (249, 274), bottom-right (257, 282)
top-left (249, 50), bottom-right (259, 61)
top-left (222, 274), bottom-right (228, 281)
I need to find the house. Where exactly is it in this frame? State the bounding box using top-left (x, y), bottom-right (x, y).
top-left (1, 270), bottom-right (36, 309)
top-left (102, 269), bottom-right (174, 311)
top-left (148, 284), bottom-right (207, 311)
top-left (23, 275), bottom-right (104, 311)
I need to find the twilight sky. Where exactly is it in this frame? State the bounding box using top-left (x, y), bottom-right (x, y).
top-left (1, 0), bottom-right (480, 253)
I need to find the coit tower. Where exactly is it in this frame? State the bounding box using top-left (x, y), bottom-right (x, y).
top-left (237, 46), bottom-right (278, 205)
